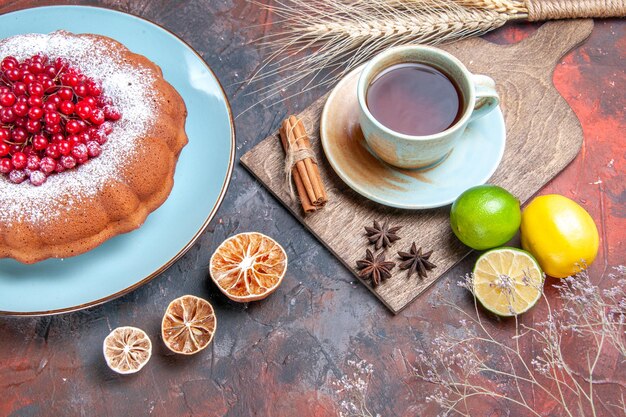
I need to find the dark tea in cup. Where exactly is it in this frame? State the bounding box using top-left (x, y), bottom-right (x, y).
top-left (366, 63), bottom-right (463, 136)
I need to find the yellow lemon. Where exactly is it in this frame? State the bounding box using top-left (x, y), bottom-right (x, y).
top-left (521, 195), bottom-right (599, 278)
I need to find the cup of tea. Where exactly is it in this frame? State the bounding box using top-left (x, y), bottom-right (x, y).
top-left (357, 45), bottom-right (499, 169)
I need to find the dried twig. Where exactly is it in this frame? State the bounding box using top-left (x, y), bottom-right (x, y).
top-left (412, 266), bottom-right (626, 416)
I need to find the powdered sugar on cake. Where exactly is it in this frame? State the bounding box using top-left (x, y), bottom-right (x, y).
top-left (0, 31), bottom-right (156, 224)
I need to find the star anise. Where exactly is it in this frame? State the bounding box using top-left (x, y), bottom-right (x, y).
top-left (364, 220), bottom-right (402, 250)
top-left (356, 249), bottom-right (395, 286)
top-left (397, 243), bottom-right (437, 279)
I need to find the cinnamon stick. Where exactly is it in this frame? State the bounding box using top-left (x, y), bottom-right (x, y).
top-left (279, 116), bottom-right (328, 213)
top-left (290, 116), bottom-right (328, 203)
top-left (279, 123), bottom-right (316, 213)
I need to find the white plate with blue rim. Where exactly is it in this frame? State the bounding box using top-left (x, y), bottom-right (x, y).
top-left (0, 6), bottom-right (235, 315)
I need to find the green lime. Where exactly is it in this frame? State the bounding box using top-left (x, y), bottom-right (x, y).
top-left (450, 185), bottom-right (521, 250)
top-left (472, 247), bottom-right (544, 316)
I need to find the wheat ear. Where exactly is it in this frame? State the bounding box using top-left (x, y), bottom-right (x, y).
top-left (244, 0), bottom-right (516, 108)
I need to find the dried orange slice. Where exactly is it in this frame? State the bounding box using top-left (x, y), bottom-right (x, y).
top-left (103, 326), bottom-right (152, 374)
top-left (161, 295), bottom-right (217, 355)
top-left (210, 232), bottom-right (287, 302)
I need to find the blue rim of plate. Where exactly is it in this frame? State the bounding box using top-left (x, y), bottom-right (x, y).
top-left (0, 6), bottom-right (235, 316)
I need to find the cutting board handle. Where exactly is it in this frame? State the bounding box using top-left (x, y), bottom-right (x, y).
top-left (512, 20), bottom-right (594, 67)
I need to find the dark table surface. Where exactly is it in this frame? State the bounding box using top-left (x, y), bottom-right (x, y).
top-left (0, 1), bottom-right (624, 416)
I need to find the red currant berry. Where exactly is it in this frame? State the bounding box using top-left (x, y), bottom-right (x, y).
top-left (0, 108), bottom-right (16, 123)
top-left (101, 122), bottom-right (114, 135)
top-left (97, 95), bottom-right (112, 107)
top-left (83, 97), bottom-right (97, 108)
top-left (90, 108), bottom-right (105, 125)
top-left (86, 141), bottom-right (102, 158)
top-left (44, 65), bottom-right (56, 78)
top-left (74, 84), bottom-right (88, 97)
top-left (0, 92), bottom-right (16, 107)
top-left (0, 128), bottom-right (10, 142)
top-left (0, 142), bottom-right (9, 157)
top-left (88, 82), bottom-right (102, 97)
top-left (6, 68), bottom-right (22, 81)
top-left (67, 134), bottom-right (81, 146)
top-left (61, 155), bottom-right (76, 169)
top-left (29, 62), bottom-right (43, 74)
top-left (28, 82), bottom-right (44, 97)
top-left (29, 170), bottom-right (47, 186)
top-left (71, 143), bottom-right (88, 159)
top-left (28, 106), bottom-right (43, 120)
top-left (45, 123), bottom-right (62, 134)
top-left (33, 134), bottom-right (48, 151)
top-left (13, 103), bottom-right (28, 117)
top-left (44, 111), bottom-right (61, 125)
top-left (26, 119), bottom-right (41, 133)
top-left (58, 141), bottom-right (72, 156)
top-left (9, 169), bottom-right (26, 184)
top-left (46, 143), bottom-right (61, 159)
top-left (48, 94), bottom-right (62, 106)
top-left (1, 57), bottom-right (17, 71)
top-left (13, 82), bottom-right (27, 96)
top-left (26, 155), bottom-right (40, 170)
top-left (66, 119), bottom-right (83, 134)
top-left (61, 73), bottom-right (79, 87)
top-left (42, 79), bottom-right (55, 93)
top-left (21, 73), bottom-right (35, 85)
top-left (104, 106), bottom-right (122, 121)
top-left (51, 133), bottom-right (65, 143)
top-left (76, 101), bottom-right (92, 119)
top-left (40, 157), bottom-right (55, 174)
top-left (54, 57), bottom-right (67, 71)
top-left (11, 152), bottom-right (27, 170)
top-left (43, 102), bottom-right (57, 112)
top-left (58, 87), bottom-right (73, 101)
top-left (0, 158), bottom-right (12, 174)
top-left (0, 86), bottom-right (9, 95)
top-left (59, 100), bottom-right (75, 115)
top-left (54, 161), bottom-right (65, 173)
top-left (11, 128), bottom-right (27, 144)
top-left (27, 95), bottom-right (43, 107)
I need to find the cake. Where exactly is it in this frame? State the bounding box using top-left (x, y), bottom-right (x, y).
top-left (0, 31), bottom-right (188, 264)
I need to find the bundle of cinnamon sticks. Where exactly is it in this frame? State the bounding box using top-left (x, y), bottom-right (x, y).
top-left (279, 116), bottom-right (327, 213)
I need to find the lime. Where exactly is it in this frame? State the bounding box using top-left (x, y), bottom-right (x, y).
top-left (450, 185), bottom-right (521, 250)
top-left (473, 248), bottom-right (544, 316)
top-left (521, 194), bottom-right (599, 278)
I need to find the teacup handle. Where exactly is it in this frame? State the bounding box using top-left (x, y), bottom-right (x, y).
top-left (470, 74), bottom-right (499, 122)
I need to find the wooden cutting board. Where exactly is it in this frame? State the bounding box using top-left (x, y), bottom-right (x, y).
top-left (241, 20), bottom-right (594, 314)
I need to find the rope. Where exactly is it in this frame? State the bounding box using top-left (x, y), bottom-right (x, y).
top-left (525, 0), bottom-right (626, 21)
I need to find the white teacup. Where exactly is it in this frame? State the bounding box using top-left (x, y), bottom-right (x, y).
top-left (357, 45), bottom-right (499, 169)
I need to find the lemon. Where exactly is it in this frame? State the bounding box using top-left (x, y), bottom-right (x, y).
top-left (473, 248), bottom-right (544, 316)
top-left (521, 194), bottom-right (599, 278)
top-left (450, 185), bottom-right (521, 250)
top-left (103, 326), bottom-right (152, 374)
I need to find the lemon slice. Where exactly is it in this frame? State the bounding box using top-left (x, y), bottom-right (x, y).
top-left (103, 326), bottom-right (152, 374)
top-left (472, 248), bottom-right (544, 316)
top-left (162, 295), bottom-right (217, 355)
top-left (210, 232), bottom-right (287, 302)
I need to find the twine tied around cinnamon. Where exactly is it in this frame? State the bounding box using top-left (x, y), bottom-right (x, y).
top-left (279, 116), bottom-right (328, 213)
